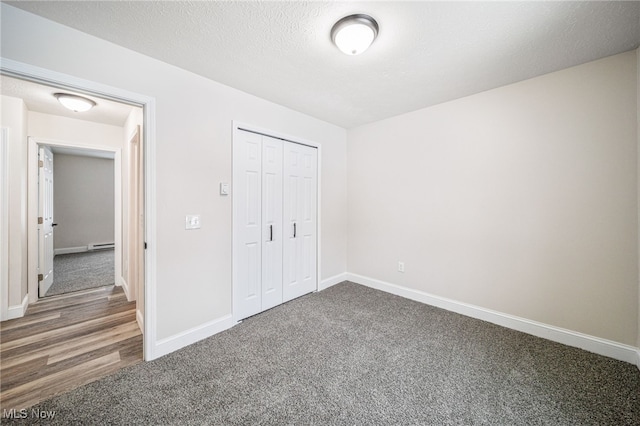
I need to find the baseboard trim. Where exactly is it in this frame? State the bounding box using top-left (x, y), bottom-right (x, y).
top-left (136, 309), bottom-right (144, 333)
top-left (636, 349), bottom-right (640, 371)
top-left (6, 294), bottom-right (29, 320)
top-left (153, 314), bottom-right (234, 359)
top-left (54, 246), bottom-right (88, 256)
top-left (319, 273), bottom-right (347, 291)
top-left (346, 273), bottom-right (639, 365)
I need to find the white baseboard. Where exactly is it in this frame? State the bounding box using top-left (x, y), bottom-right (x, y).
top-left (346, 273), bottom-right (639, 365)
top-left (153, 314), bottom-right (235, 359)
top-left (6, 294), bottom-right (29, 320)
top-left (54, 246), bottom-right (88, 256)
top-left (636, 349), bottom-right (640, 371)
top-left (136, 309), bottom-right (144, 333)
top-left (319, 273), bottom-right (347, 291)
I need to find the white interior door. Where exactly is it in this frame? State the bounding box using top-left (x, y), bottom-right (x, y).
top-left (38, 146), bottom-right (54, 297)
top-left (282, 142), bottom-right (317, 302)
top-left (234, 130), bottom-right (263, 320)
top-left (261, 136), bottom-right (283, 311)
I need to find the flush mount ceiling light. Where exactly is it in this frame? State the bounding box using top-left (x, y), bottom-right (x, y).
top-left (331, 14), bottom-right (379, 55)
top-left (54, 93), bottom-right (96, 112)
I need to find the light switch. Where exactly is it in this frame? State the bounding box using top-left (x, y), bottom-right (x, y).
top-left (220, 182), bottom-right (229, 196)
top-left (185, 214), bottom-right (201, 230)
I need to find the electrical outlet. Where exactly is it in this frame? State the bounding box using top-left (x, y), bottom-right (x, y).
top-left (398, 261), bottom-right (405, 273)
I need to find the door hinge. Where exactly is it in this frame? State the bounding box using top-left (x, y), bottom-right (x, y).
top-left (144, 242), bottom-right (147, 250)
top-left (38, 217), bottom-right (43, 224)
top-left (38, 160), bottom-right (44, 168)
top-left (38, 273), bottom-right (44, 282)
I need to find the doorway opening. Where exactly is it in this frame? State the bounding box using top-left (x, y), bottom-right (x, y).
top-left (0, 69), bottom-right (152, 408)
top-left (21, 96), bottom-right (145, 323)
top-left (38, 144), bottom-right (117, 298)
top-left (1, 58), bottom-right (157, 362)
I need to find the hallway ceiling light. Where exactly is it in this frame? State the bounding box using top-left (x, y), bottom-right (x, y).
top-left (331, 14), bottom-right (379, 56)
top-left (54, 93), bottom-right (96, 112)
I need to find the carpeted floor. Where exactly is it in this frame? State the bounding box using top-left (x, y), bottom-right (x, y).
top-left (45, 249), bottom-right (115, 297)
top-left (8, 281), bottom-right (640, 425)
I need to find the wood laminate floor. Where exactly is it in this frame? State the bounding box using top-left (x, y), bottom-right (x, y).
top-left (0, 286), bottom-right (142, 411)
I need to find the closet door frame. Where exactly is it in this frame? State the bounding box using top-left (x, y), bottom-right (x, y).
top-left (232, 122), bottom-right (321, 324)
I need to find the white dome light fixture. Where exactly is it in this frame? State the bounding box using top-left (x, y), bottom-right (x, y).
top-left (54, 93), bottom-right (96, 112)
top-left (331, 14), bottom-right (379, 56)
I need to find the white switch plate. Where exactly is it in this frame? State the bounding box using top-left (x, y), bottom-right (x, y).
top-left (398, 261), bottom-right (405, 273)
top-left (185, 214), bottom-right (201, 230)
top-left (220, 182), bottom-right (229, 196)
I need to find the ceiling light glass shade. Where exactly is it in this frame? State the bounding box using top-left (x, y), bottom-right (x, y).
top-left (54, 93), bottom-right (96, 112)
top-left (331, 14), bottom-right (379, 55)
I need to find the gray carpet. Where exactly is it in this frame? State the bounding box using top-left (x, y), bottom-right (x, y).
top-left (45, 249), bottom-right (115, 297)
top-left (9, 282), bottom-right (640, 425)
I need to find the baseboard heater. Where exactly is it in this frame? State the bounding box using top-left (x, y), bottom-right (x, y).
top-left (88, 242), bottom-right (115, 251)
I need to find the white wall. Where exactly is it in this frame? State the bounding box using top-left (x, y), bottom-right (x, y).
top-left (637, 47), bottom-right (640, 356)
top-left (0, 96), bottom-right (28, 309)
top-left (348, 51), bottom-right (638, 346)
top-left (53, 154), bottom-right (115, 250)
top-left (28, 111), bottom-right (124, 148)
top-left (0, 5), bottom-right (348, 343)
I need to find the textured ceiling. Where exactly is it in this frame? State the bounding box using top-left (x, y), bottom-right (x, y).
top-left (7, 1), bottom-right (640, 129)
top-left (1, 75), bottom-right (136, 127)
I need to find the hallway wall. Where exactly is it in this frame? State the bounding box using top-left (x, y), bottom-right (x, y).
top-left (53, 154), bottom-right (115, 251)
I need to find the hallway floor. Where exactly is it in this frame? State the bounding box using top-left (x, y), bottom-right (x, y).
top-left (0, 285), bottom-right (142, 411)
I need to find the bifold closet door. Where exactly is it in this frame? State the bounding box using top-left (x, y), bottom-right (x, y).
top-left (234, 130), bottom-right (284, 320)
top-left (234, 130), bottom-right (263, 320)
top-left (282, 142), bottom-right (317, 302)
top-left (260, 137), bottom-right (283, 311)
top-left (234, 129), bottom-right (316, 320)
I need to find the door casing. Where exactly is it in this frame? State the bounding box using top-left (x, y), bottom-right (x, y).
top-left (28, 138), bottom-right (123, 301)
top-left (0, 128), bottom-right (8, 321)
top-left (127, 126), bottom-right (145, 324)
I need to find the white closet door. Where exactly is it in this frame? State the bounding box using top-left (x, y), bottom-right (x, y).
top-left (234, 130), bottom-right (263, 320)
top-left (282, 142), bottom-right (317, 302)
top-left (261, 136), bottom-right (283, 311)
